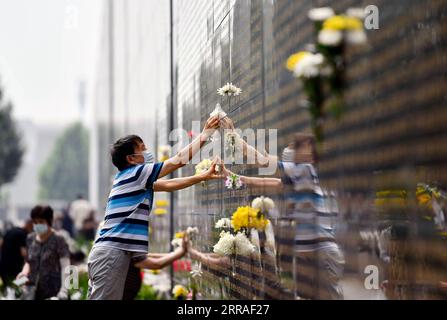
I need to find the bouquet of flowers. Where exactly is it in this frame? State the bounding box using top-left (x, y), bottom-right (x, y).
top-left (287, 6), bottom-right (369, 141)
top-left (231, 206), bottom-right (269, 233)
top-left (213, 231), bottom-right (255, 256)
top-left (308, 7), bottom-right (367, 47)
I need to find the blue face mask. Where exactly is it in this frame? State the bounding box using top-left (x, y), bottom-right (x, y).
top-left (131, 151), bottom-right (153, 164)
top-left (142, 151), bottom-right (154, 164)
top-left (33, 223), bottom-right (48, 235)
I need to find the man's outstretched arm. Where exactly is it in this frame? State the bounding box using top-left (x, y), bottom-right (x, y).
top-left (221, 161), bottom-right (282, 190)
top-left (134, 235), bottom-right (188, 270)
top-left (221, 117), bottom-right (278, 168)
top-left (134, 247), bottom-right (185, 270)
top-left (158, 115), bottom-right (220, 178)
top-left (154, 158), bottom-right (223, 192)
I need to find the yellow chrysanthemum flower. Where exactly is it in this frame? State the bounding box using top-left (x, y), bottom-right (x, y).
top-left (154, 208), bottom-right (167, 215)
top-left (376, 190), bottom-right (407, 198)
top-left (286, 51), bottom-right (311, 71)
top-left (323, 15), bottom-right (362, 31)
top-left (172, 285), bottom-right (189, 299)
top-left (251, 215), bottom-right (269, 230)
top-left (231, 206), bottom-right (268, 231)
top-left (155, 199), bottom-right (169, 207)
top-left (323, 15), bottom-right (347, 30)
top-left (374, 198), bottom-right (407, 207)
top-left (231, 207), bottom-right (250, 231)
top-left (175, 231), bottom-right (185, 239)
top-left (344, 16), bottom-right (363, 30)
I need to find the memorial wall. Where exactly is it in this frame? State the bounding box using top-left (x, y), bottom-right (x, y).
top-left (92, 0), bottom-right (447, 299)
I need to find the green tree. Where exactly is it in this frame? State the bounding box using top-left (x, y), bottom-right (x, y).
top-left (0, 84), bottom-right (24, 189)
top-left (38, 122), bottom-right (89, 202)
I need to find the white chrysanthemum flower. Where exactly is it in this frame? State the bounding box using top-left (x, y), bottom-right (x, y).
top-left (293, 53), bottom-right (326, 78)
top-left (234, 232), bottom-right (255, 256)
top-left (346, 30), bottom-right (367, 45)
top-left (213, 231), bottom-right (235, 256)
top-left (195, 158), bottom-right (212, 175)
top-left (346, 7), bottom-right (366, 19)
top-left (171, 238), bottom-right (183, 248)
top-left (251, 196), bottom-right (275, 213)
top-left (215, 218), bottom-right (232, 229)
top-left (217, 83), bottom-right (229, 96)
top-left (210, 104), bottom-right (227, 119)
top-left (308, 7), bottom-right (335, 21)
top-left (186, 227), bottom-right (199, 236)
top-left (318, 29), bottom-right (343, 46)
top-left (230, 84), bottom-right (242, 96)
top-left (70, 291), bottom-right (82, 300)
top-left (190, 262), bottom-right (203, 278)
top-left (217, 82), bottom-right (242, 97)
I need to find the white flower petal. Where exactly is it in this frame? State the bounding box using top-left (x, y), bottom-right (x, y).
top-left (346, 30), bottom-right (367, 45)
top-left (346, 7), bottom-right (366, 19)
top-left (318, 29), bottom-right (343, 47)
top-left (234, 232), bottom-right (255, 256)
top-left (308, 7), bottom-right (335, 21)
top-left (213, 231), bottom-right (235, 256)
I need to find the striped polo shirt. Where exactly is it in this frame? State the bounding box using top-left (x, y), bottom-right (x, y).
top-left (94, 162), bottom-right (164, 253)
top-left (278, 161), bottom-right (338, 252)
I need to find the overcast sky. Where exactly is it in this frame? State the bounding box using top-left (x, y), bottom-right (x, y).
top-left (0, 0), bottom-right (103, 125)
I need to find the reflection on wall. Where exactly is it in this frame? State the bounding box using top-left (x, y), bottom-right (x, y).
top-left (93, 0), bottom-right (447, 299)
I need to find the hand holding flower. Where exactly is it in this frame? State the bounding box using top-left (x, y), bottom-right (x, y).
top-left (201, 115), bottom-right (220, 139)
top-left (199, 157), bottom-right (224, 181)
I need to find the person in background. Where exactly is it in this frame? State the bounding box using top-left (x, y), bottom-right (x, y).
top-left (16, 205), bottom-right (71, 300)
top-left (61, 206), bottom-right (74, 238)
top-left (0, 220), bottom-right (33, 288)
top-left (79, 210), bottom-right (98, 242)
top-left (53, 212), bottom-right (86, 264)
top-left (69, 194), bottom-right (94, 238)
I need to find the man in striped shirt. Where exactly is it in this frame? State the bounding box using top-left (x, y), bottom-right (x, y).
top-left (221, 118), bottom-right (344, 299)
top-left (88, 115), bottom-right (221, 300)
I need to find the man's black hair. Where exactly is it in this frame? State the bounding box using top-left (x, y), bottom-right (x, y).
top-left (111, 135), bottom-right (144, 171)
top-left (30, 205), bottom-right (54, 226)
